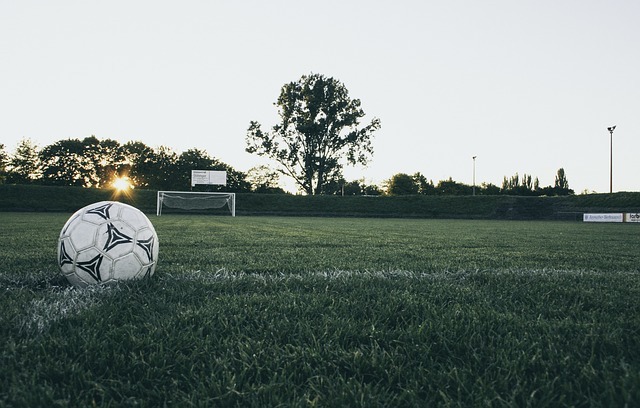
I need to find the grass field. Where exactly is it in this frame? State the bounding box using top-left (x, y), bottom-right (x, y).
top-left (1, 212), bottom-right (639, 406)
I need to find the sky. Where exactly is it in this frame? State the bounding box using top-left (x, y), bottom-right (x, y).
top-left (1, 0), bottom-right (639, 193)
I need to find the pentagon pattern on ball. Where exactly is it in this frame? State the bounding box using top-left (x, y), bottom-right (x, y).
top-left (57, 201), bottom-right (159, 288)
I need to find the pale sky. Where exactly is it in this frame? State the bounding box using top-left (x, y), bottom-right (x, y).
top-left (1, 0), bottom-right (638, 193)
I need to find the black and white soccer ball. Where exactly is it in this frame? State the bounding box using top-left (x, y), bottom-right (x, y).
top-left (58, 201), bottom-right (159, 288)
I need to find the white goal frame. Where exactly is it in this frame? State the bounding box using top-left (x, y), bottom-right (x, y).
top-left (156, 191), bottom-right (236, 217)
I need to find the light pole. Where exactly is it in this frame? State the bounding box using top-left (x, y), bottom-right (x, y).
top-left (607, 126), bottom-right (616, 194)
top-left (472, 156), bottom-right (477, 196)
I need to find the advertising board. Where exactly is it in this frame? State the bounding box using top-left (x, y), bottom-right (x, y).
top-left (625, 213), bottom-right (640, 223)
top-left (583, 213), bottom-right (624, 223)
top-left (191, 170), bottom-right (227, 186)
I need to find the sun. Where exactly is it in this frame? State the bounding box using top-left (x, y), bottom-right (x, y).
top-left (112, 176), bottom-right (133, 192)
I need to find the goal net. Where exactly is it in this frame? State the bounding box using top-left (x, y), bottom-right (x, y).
top-left (156, 191), bottom-right (236, 216)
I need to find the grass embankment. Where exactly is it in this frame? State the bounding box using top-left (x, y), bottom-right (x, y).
top-left (1, 184), bottom-right (639, 219)
top-left (1, 214), bottom-right (639, 406)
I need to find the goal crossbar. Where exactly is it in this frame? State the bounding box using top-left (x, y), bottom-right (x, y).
top-left (156, 191), bottom-right (236, 216)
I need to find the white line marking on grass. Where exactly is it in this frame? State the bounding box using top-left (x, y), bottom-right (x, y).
top-left (20, 285), bottom-right (120, 335)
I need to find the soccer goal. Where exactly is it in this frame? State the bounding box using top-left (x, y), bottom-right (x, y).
top-left (156, 191), bottom-right (236, 216)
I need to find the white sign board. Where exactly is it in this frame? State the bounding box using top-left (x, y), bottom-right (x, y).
top-left (191, 170), bottom-right (227, 187)
top-left (625, 213), bottom-right (640, 223)
top-left (583, 213), bottom-right (623, 223)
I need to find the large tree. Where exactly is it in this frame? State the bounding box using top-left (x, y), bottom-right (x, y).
top-left (246, 73), bottom-right (381, 195)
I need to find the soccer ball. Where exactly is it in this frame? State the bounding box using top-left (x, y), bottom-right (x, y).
top-left (58, 201), bottom-right (159, 288)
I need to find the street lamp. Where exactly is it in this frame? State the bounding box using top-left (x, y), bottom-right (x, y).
top-left (607, 126), bottom-right (616, 194)
top-left (472, 156), bottom-right (477, 196)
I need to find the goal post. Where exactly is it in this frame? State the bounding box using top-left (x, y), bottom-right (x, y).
top-left (156, 191), bottom-right (236, 217)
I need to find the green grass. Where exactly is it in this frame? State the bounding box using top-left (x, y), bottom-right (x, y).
top-left (1, 213), bottom-right (640, 406)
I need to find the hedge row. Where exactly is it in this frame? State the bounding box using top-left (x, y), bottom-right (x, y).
top-left (1, 184), bottom-right (639, 220)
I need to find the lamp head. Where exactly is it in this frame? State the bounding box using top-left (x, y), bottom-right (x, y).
top-left (608, 125), bottom-right (616, 132)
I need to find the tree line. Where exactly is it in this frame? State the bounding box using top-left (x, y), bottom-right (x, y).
top-left (0, 136), bottom-right (573, 196)
top-left (384, 169), bottom-right (573, 196)
top-left (0, 73), bottom-right (573, 196)
top-left (0, 137), bottom-right (268, 192)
